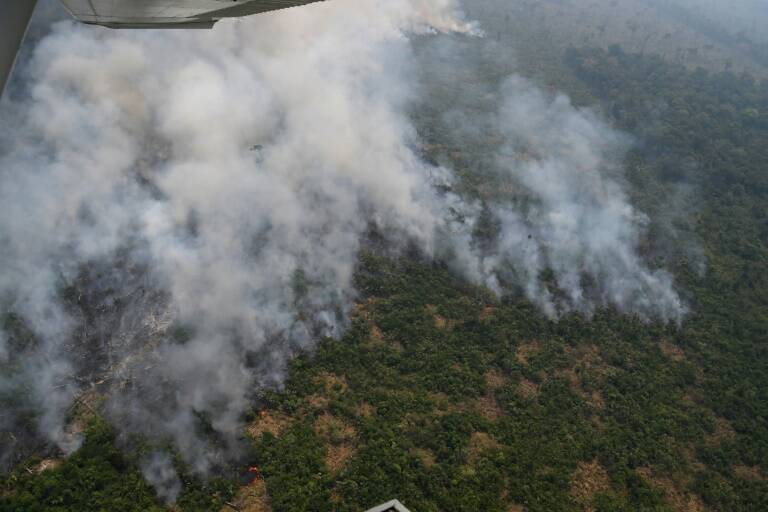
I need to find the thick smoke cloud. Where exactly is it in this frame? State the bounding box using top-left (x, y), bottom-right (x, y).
top-left (0, 0), bottom-right (479, 488)
top-left (0, 0), bottom-right (683, 499)
top-left (484, 77), bottom-right (685, 320)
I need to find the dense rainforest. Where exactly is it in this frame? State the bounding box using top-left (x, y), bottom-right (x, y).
top-left (3, 4), bottom-right (768, 512)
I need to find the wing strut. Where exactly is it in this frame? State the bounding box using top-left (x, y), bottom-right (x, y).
top-left (1, 0), bottom-right (39, 98)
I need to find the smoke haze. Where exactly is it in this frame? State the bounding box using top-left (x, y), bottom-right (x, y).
top-left (0, 0), bottom-right (685, 498)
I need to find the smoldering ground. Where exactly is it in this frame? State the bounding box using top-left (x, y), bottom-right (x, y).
top-left (1, 0), bottom-right (685, 500)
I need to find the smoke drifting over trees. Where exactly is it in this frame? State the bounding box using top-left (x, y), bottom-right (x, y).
top-left (0, 0), bottom-right (685, 498)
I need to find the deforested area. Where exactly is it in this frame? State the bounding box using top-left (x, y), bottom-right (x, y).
top-left (1, 0), bottom-right (767, 511)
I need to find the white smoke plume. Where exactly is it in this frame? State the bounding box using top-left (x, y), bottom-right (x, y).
top-left (473, 77), bottom-right (686, 320)
top-left (0, 0), bottom-right (684, 499)
top-left (0, 0), bottom-right (479, 489)
top-left (140, 452), bottom-right (182, 504)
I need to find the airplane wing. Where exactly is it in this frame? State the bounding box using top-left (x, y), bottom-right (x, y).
top-left (0, 0), bottom-right (39, 98)
top-left (1, 0), bottom-right (325, 97)
top-left (57, 0), bottom-right (326, 28)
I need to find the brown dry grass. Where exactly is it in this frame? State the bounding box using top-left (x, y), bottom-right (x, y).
top-left (516, 341), bottom-right (541, 365)
top-left (306, 394), bottom-right (331, 411)
top-left (412, 448), bottom-right (436, 468)
top-left (426, 391), bottom-right (475, 417)
top-left (351, 297), bottom-right (378, 320)
top-left (428, 391), bottom-right (455, 412)
top-left (554, 366), bottom-right (606, 411)
top-left (315, 413), bottom-right (357, 441)
top-left (570, 459), bottom-right (611, 506)
top-left (326, 444), bottom-right (356, 473)
top-left (354, 298), bottom-right (403, 351)
top-left (354, 402), bottom-right (375, 418)
top-left (466, 432), bottom-right (502, 464)
top-left (706, 417), bottom-right (736, 446)
top-left (219, 478), bottom-right (271, 512)
top-left (485, 368), bottom-right (506, 390)
top-left (682, 445), bottom-right (707, 473)
top-left (315, 413), bottom-right (357, 474)
top-left (480, 305), bottom-right (496, 320)
top-left (733, 465), bottom-right (766, 481)
top-left (517, 378), bottom-right (539, 399)
top-left (590, 415), bottom-right (606, 432)
top-left (426, 304), bottom-right (450, 330)
top-left (575, 344), bottom-right (602, 365)
top-left (558, 367), bottom-right (581, 388)
top-left (426, 389), bottom-right (503, 421)
top-left (369, 324), bottom-right (385, 346)
top-left (247, 411), bottom-right (291, 440)
top-left (563, 345), bottom-right (607, 375)
top-left (366, 324), bottom-right (402, 352)
top-left (314, 372), bottom-right (348, 394)
top-left (475, 394), bottom-right (504, 421)
top-left (549, 344), bottom-right (612, 412)
top-left (588, 390), bottom-right (606, 410)
top-left (636, 467), bottom-right (706, 512)
top-left (660, 340), bottom-right (686, 362)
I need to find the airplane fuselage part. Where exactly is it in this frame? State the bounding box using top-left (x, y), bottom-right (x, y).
top-left (0, 0), bottom-right (326, 97)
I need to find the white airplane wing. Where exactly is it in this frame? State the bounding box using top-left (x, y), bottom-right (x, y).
top-left (57, 0), bottom-right (325, 28)
top-left (1, 0), bottom-right (325, 97)
top-left (1, 0), bottom-right (39, 97)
